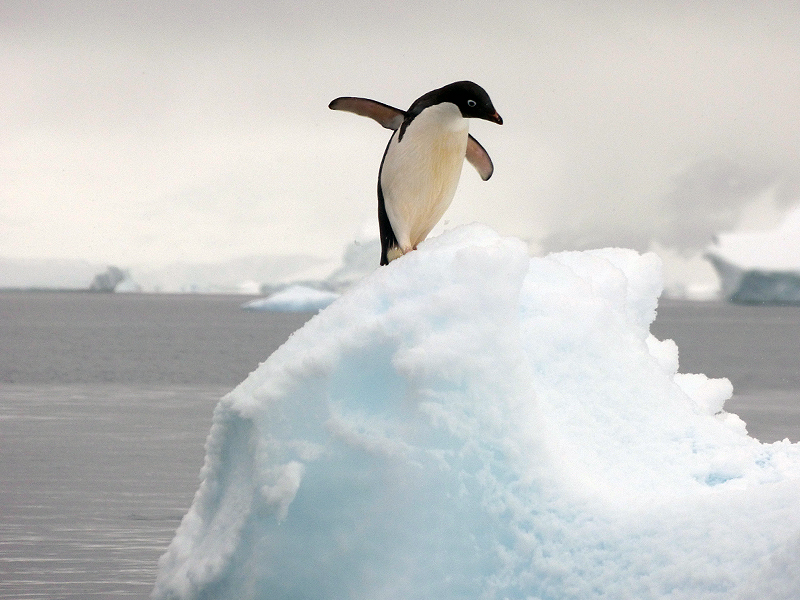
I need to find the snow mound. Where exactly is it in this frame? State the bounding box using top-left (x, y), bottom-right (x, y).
top-left (242, 285), bottom-right (340, 312)
top-left (154, 224), bottom-right (800, 600)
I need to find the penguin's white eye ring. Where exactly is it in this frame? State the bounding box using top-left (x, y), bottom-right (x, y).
top-left (467, 99), bottom-right (477, 108)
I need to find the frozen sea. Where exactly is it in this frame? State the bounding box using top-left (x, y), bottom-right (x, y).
top-left (1, 289), bottom-right (799, 599)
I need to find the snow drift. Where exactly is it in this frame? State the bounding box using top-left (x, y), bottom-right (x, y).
top-left (153, 225), bottom-right (800, 600)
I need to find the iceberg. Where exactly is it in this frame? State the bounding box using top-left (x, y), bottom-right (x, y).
top-left (705, 204), bottom-right (800, 304)
top-left (242, 285), bottom-right (340, 312)
top-left (706, 253), bottom-right (800, 305)
top-left (89, 265), bottom-right (130, 292)
top-left (153, 225), bottom-right (800, 600)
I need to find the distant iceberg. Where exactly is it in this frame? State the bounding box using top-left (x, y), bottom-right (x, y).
top-left (153, 225), bottom-right (800, 600)
top-left (706, 204), bottom-right (800, 304)
top-left (241, 239), bottom-right (379, 311)
top-left (89, 265), bottom-right (141, 293)
top-left (113, 276), bottom-right (142, 293)
top-left (89, 265), bottom-right (125, 292)
top-left (707, 253), bottom-right (800, 304)
top-left (242, 285), bottom-right (340, 312)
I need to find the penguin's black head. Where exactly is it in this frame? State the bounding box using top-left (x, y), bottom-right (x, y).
top-left (410, 81), bottom-right (503, 125)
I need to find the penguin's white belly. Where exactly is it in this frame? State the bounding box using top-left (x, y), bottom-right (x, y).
top-left (380, 103), bottom-right (469, 252)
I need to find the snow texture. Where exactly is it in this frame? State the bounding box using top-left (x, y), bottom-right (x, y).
top-left (153, 224), bottom-right (800, 600)
top-left (241, 285), bottom-right (340, 312)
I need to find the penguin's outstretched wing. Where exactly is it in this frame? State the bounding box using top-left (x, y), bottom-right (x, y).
top-left (466, 135), bottom-right (494, 181)
top-left (328, 97), bottom-right (405, 131)
top-left (329, 97), bottom-right (495, 180)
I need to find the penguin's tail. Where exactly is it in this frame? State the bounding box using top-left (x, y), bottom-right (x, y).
top-left (377, 186), bottom-right (399, 266)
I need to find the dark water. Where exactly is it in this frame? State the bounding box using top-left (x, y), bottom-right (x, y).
top-left (0, 292), bottom-right (799, 599)
top-left (0, 292), bottom-right (314, 599)
top-left (651, 299), bottom-right (800, 444)
top-left (1, 291), bottom-right (313, 386)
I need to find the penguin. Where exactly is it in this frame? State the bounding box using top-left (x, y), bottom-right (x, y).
top-left (329, 81), bottom-right (502, 265)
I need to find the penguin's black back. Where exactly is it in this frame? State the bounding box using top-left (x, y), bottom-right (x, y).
top-left (377, 180), bottom-right (398, 266)
top-left (377, 139), bottom-right (399, 265)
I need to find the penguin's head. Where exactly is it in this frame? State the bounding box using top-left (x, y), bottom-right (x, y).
top-left (410, 81), bottom-right (503, 125)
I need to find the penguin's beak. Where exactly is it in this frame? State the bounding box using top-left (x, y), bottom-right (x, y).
top-left (488, 111), bottom-right (503, 125)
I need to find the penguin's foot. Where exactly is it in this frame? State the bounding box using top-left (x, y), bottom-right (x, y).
top-left (386, 246), bottom-right (405, 263)
top-left (385, 245), bottom-right (417, 263)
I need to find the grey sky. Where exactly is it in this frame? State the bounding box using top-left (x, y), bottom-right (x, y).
top-left (3, 1), bottom-right (799, 266)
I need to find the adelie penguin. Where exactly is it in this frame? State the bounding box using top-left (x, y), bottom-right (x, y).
top-left (329, 81), bottom-right (503, 265)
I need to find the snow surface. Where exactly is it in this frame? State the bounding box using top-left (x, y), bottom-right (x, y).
top-left (153, 224), bottom-right (800, 600)
top-left (242, 285), bottom-right (340, 312)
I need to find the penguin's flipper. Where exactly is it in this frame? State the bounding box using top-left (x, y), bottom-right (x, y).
top-left (329, 97), bottom-right (405, 131)
top-left (466, 135), bottom-right (494, 181)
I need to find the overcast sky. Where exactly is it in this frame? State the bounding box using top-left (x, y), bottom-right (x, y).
top-left (2, 0), bottom-right (799, 266)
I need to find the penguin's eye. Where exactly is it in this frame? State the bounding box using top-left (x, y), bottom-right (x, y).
top-left (467, 99), bottom-right (477, 108)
